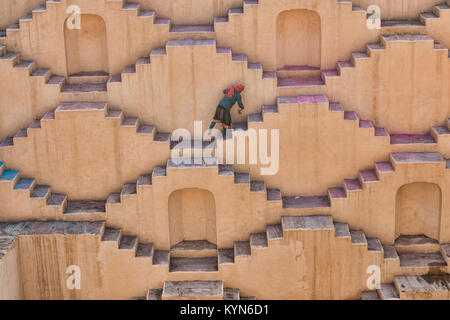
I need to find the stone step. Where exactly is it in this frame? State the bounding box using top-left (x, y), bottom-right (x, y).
top-left (136, 243), bottom-right (154, 258)
top-left (250, 233), bottom-right (268, 249)
top-left (390, 152), bottom-right (445, 165)
top-left (0, 236), bottom-right (15, 261)
top-left (282, 196), bottom-right (330, 209)
top-left (170, 240), bottom-right (217, 258)
top-left (153, 250), bottom-right (169, 266)
top-left (277, 76), bottom-right (325, 88)
top-left (64, 200), bottom-right (106, 215)
top-left (394, 275), bottom-right (450, 300)
top-left (350, 230), bottom-right (367, 245)
top-left (101, 228), bottom-right (121, 242)
top-left (282, 215), bottom-right (334, 231)
top-left (169, 257), bottom-right (218, 272)
top-left (169, 24), bottom-right (215, 35)
top-left (119, 235), bottom-right (138, 252)
top-left (0, 221), bottom-right (104, 237)
top-left (361, 291), bottom-right (380, 300)
top-left (234, 241), bottom-right (251, 257)
top-left (377, 283), bottom-right (400, 300)
top-left (146, 289), bottom-right (163, 300)
top-left (398, 251), bottom-right (447, 270)
top-left (333, 222), bottom-right (351, 238)
top-left (61, 82), bottom-right (107, 93)
top-left (395, 235), bottom-right (441, 253)
top-left (66, 71), bottom-right (110, 84)
top-left (276, 65), bottom-right (321, 78)
top-left (223, 287), bottom-right (240, 300)
top-left (162, 280), bottom-right (223, 300)
top-left (390, 134), bottom-right (436, 145)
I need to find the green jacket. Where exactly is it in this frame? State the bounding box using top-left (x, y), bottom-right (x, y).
top-left (219, 90), bottom-right (244, 111)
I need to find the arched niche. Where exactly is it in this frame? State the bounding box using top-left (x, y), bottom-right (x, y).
top-left (64, 14), bottom-right (109, 75)
top-left (168, 188), bottom-right (217, 246)
top-left (395, 182), bottom-right (442, 240)
top-left (276, 9), bottom-right (321, 70)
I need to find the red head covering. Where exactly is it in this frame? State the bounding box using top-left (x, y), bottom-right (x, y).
top-left (224, 84), bottom-right (245, 98)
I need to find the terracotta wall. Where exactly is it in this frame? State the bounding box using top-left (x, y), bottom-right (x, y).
top-left (0, 238), bottom-right (23, 299)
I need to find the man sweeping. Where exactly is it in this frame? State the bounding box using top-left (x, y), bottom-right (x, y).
top-left (208, 84), bottom-right (245, 136)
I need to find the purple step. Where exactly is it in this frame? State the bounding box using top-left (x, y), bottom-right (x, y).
top-left (167, 39), bottom-right (216, 47)
top-left (106, 109), bottom-right (123, 119)
top-left (101, 228), bottom-right (121, 242)
top-left (344, 178), bottom-right (363, 191)
top-left (248, 113), bottom-right (263, 123)
top-left (218, 164), bottom-right (233, 176)
top-left (229, 8), bottom-right (244, 14)
top-left (382, 245), bottom-right (399, 260)
top-left (153, 250), bottom-right (169, 266)
top-left (137, 124), bottom-right (155, 135)
top-left (214, 17), bottom-right (229, 23)
top-left (29, 119), bottom-right (41, 129)
top-left (170, 25), bottom-right (214, 33)
top-left (121, 183), bottom-right (137, 195)
top-left (119, 235), bottom-right (138, 250)
top-left (250, 233), bottom-right (268, 248)
top-left (250, 180), bottom-right (266, 192)
top-left (262, 104), bottom-right (278, 114)
top-left (169, 257), bottom-right (218, 272)
top-left (282, 196), bottom-right (330, 209)
top-left (391, 152), bottom-right (444, 163)
top-left (266, 189), bottom-right (281, 201)
top-left (234, 172), bottom-right (250, 184)
top-left (328, 102), bottom-right (343, 112)
top-left (0, 137), bottom-right (13, 147)
top-left (30, 185), bottom-right (50, 198)
top-left (266, 224), bottom-right (283, 240)
top-left (234, 241), bottom-right (251, 256)
top-left (359, 170), bottom-right (379, 183)
top-left (154, 18), bottom-right (170, 25)
top-left (64, 200), bottom-right (106, 214)
top-left (106, 193), bottom-right (120, 204)
top-left (137, 174), bottom-right (152, 187)
top-left (58, 101), bottom-right (106, 111)
top-left (138, 10), bottom-right (155, 18)
top-left (328, 187), bottom-right (346, 199)
top-left (218, 248), bottom-right (234, 264)
top-left (390, 134), bottom-right (435, 144)
top-left (375, 161), bottom-right (394, 173)
top-left (31, 68), bottom-right (50, 78)
top-left (61, 83), bottom-right (107, 92)
top-left (152, 166), bottom-right (167, 177)
top-left (277, 76), bottom-right (325, 87)
top-left (14, 129), bottom-right (27, 139)
top-left (122, 65), bottom-right (136, 74)
top-left (282, 215), bottom-right (334, 230)
top-left (14, 178), bottom-right (34, 190)
top-left (46, 193), bottom-right (67, 206)
top-left (121, 117), bottom-right (138, 127)
top-left (47, 75), bottom-right (65, 85)
top-left (123, 2), bottom-right (140, 10)
top-left (344, 111), bottom-right (358, 121)
top-left (375, 127), bottom-right (389, 137)
top-left (136, 57), bottom-right (150, 65)
top-left (154, 132), bottom-right (170, 142)
top-left (359, 120), bottom-right (374, 129)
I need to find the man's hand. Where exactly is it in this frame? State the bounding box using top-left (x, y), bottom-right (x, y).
top-left (238, 109), bottom-right (243, 114)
